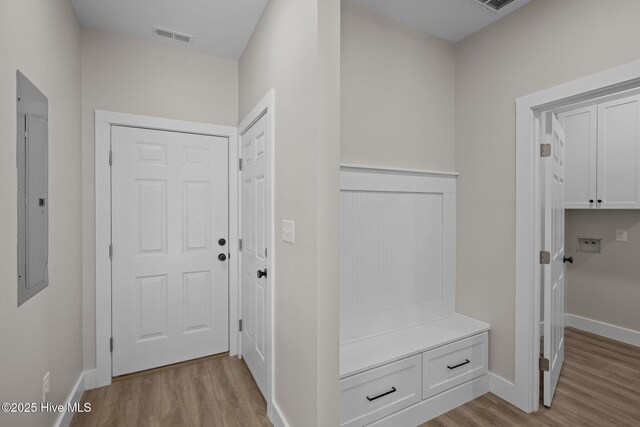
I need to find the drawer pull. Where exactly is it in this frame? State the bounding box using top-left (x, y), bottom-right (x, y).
top-left (447, 359), bottom-right (471, 370)
top-left (366, 387), bottom-right (397, 402)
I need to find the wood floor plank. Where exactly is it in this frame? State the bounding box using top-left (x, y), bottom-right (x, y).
top-left (70, 356), bottom-right (272, 427)
top-left (424, 328), bottom-right (640, 427)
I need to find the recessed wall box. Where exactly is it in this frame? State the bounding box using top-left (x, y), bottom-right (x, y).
top-left (576, 237), bottom-right (601, 254)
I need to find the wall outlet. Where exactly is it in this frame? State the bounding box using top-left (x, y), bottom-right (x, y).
top-left (616, 229), bottom-right (628, 242)
top-left (42, 371), bottom-right (50, 402)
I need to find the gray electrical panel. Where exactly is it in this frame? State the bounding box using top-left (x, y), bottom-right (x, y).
top-left (17, 71), bottom-right (49, 306)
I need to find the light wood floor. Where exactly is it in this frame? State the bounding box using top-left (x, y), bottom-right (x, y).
top-left (70, 355), bottom-right (272, 427)
top-left (72, 328), bottom-right (639, 426)
top-left (424, 328), bottom-right (640, 426)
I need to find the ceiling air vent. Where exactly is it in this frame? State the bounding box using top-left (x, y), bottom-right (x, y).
top-left (152, 26), bottom-right (194, 45)
top-left (469, 0), bottom-right (517, 12)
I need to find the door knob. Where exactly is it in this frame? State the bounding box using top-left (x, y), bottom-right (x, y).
top-left (218, 253), bottom-right (227, 261)
top-left (218, 238), bottom-right (226, 246)
top-left (257, 268), bottom-right (267, 279)
top-left (563, 256), bottom-right (573, 264)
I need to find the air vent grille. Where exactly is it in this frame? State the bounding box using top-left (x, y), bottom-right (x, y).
top-left (152, 26), bottom-right (194, 45)
top-left (469, 0), bottom-right (516, 12)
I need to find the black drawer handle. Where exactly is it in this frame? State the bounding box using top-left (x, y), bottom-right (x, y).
top-left (366, 387), bottom-right (397, 402)
top-left (447, 359), bottom-right (471, 370)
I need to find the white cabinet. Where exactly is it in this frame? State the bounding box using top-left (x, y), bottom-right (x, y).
top-left (341, 355), bottom-right (422, 427)
top-left (421, 333), bottom-right (488, 399)
top-left (597, 96), bottom-right (640, 208)
top-left (560, 106), bottom-right (597, 208)
top-left (561, 94), bottom-right (640, 209)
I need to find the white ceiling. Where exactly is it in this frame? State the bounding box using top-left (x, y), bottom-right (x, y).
top-left (348, 0), bottom-right (531, 43)
top-left (70, 0), bottom-right (269, 59)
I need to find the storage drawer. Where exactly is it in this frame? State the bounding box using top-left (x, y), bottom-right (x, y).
top-left (341, 354), bottom-right (421, 427)
top-left (422, 333), bottom-right (488, 399)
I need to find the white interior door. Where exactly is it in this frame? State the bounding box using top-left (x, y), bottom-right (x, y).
top-left (240, 112), bottom-right (270, 397)
top-left (542, 112), bottom-right (567, 407)
top-left (112, 126), bottom-right (229, 376)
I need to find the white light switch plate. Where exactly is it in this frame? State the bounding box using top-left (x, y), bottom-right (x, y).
top-left (616, 229), bottom-right (628, 242)
top-left (282, 220), bottom-right (295, 244)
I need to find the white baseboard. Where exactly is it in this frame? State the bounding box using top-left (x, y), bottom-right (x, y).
top-left (565, 314), bottom-right (640, 347)
top-left (269, 400), bottom-right (290, 427)
top-left (369, 375), bottom-right (489, 426)
top-left (83, 369), bottom-right (97, 390)
top-left (53, 370), bottom-right (91, 427)
top-left (489, 373), bottom-right (523, 409)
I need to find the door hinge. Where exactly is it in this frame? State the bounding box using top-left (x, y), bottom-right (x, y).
top-left (109, 244), bottom-right (113, 259)
top-left (239, 239), bottom-right (243, 251)
top-left (110, 337), bottom-right (114, 353)
top-left (239, 319), bottom-right (243, 332)
top-left (540, 143), bottom-right (551, 158)
top-left (109, 150), bottom-right (113, 166)
top-left (539, 357), bottom-right (549, 372)
top-left (540, 250), bottom-right (551, 265)
top-left (238, 158), bottom-right (243, 171)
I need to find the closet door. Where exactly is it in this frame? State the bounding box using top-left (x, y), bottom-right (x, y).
top-left (597, 95), bottom-right (640, 208)
top-left (559, 106), bottom-right (597, 209)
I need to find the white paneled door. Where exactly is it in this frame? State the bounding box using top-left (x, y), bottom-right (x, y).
top-left (543, 112), bottom-right (566, 407)
top-left (111, 126), bottom-right (229, 376)
top-left (240, 112), bottom-right (269, 397)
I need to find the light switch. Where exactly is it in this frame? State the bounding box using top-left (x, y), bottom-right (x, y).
top-left (282, 220), bottom-right (295, 244)
top-left (616, 229), bottom-right (628, 242)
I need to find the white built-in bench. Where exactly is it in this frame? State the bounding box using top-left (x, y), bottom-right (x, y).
top-left (340, 166), bottom-right (490, 426)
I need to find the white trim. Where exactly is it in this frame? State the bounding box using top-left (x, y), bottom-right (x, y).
top-left (340, 163), bottom-right (459, 177)
top-left (269, 400), bottom-right (290, 427)
top-left (83, 369), bottom-right (97, 390)
top-left (238, 90), bottom-right (276, 424)
top-left (515, 59), bottom-right (640, 413)
top-left (94, 111), bottom-right (238, 388)
top-left (368, 375), bottom-right (489, 426)
top-left (53, 370), bottom-right (91, 427)
top-left (565, 314), bottom-right (640, 347)
top-left (489, 373), bottom-right (519, 409)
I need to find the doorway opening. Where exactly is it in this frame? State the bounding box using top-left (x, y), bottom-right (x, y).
top-left (515, 60), bottom-right (640, 413)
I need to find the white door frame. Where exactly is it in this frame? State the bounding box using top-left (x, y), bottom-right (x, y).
top-left (237, 90), bottom-right (275, 420)
top-left (95, 111), bottom-right (238, 388)
top-left (514, 60), bottom-right (640, 413)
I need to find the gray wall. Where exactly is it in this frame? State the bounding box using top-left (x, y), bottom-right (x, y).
top-left (239, 0), bottom-right (341, 425)
top-left (341, 3), bottom-right (456, 171)
top-left (0, 0), bottom-right (83, 426)
top-left (455, 0), bottom-right (640, 381)
top-left (80, 28), bottom-right (238, 370)
top-left (566, 210), bottom-right (640, 332)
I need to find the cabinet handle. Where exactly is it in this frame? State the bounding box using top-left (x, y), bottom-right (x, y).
top-left (589, 199), bottom-right (594, 204)
top-left (447, 359), bottom-right (471, 370)
top-left (597, 199), bottom-right (602, 204)
top-left (366, 387), bottom-right (397, 402)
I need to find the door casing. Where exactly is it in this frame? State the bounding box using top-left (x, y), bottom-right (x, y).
top-left (514, 60), bottom-right (640, 413)
top-left (95, 111), bottom-right (238, 388)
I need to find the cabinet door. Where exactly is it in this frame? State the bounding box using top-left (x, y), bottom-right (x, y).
top-left (559, 106), bottom-right (597, 209)
top-left (597, 95), bottom-right (640, 208)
